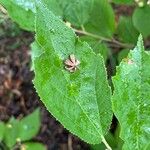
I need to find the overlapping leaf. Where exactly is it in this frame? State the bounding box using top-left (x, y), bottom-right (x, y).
top-left (112, 36), bottom-right (150, 149)
top-left (133, 5), bottom-right (150, 38)
top-left (33, 1), bottom-right (112, 144)
top-left (84, 0), bottom-right (115, 38)
top-left (63, 0), bottom-right (93, 27)
top-left (117, 16), bottom-right (139, 44)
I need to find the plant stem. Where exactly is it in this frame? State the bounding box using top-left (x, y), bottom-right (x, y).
top-left (73, 28), bottom-right (133, 49)
top-left (101, 135), bottom-right (112, 150)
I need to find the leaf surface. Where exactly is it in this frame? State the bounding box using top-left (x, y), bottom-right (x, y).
top-left (84, 0), bottom-right (115, 38)
top-left (112, 35), bottom-right (150, 150)
top-left (117, 16), bottom-right (139, 44)
top-left (4, 118), bottom-right (20, 148)
top-left (63, 0), bottom-right (93, 27)
top-left (133, 6), bottom-right (150, 38)
top-left (19, 108), bottom-right (41, 141)
top-left (33, 1), bottom-right (112, 144)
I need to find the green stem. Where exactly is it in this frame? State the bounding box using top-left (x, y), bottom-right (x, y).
top-left (73, 28), bottom-right (133, 49)
top-left (101, 135), bottom-right (112, 150)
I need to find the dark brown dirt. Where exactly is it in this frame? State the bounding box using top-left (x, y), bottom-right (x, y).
top-left (0, 20), bottom-right (89, 150)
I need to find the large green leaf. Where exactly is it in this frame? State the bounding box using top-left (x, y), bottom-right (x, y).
top-left (84, 0), bottom-right (115, 38)
top-left (133, 5), bottom-right (150, 38)
top-left (0, 0), bottom-right (35, 31)
top-left (19, 108), bottom-right (41, 141)
top-left (63, 0), bottom-right (93, 27)
top-left (112, 35), bottom-right (150, 149)
top-left (33, 1), bottom-right (112, 144)
top-left (117, 16), bottom-right (139, 44)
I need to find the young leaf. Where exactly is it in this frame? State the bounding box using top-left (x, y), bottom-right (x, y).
top-left (84, 0), bottom-right (115, 38)
top-left (0, 0), bottom-right (35, 31)
top-left (0, 122), bottom-right (5, 141)
top-left (117, 16), bottom-right (139, 44)
top-left (22, 142), bottom-right (46, 150)
top-left (3, 109), bottom-right (40, 148)
top-left (133, 5), bottom-right (150, 38)
top-left (63, 0), bottom-right (93, 27)
top-left (18, 108), bottom-right (41, 141)
top-left (33, 1), bottom-right (112, 144)
top-left (112, 35), bottom-right (150, 149)
top-left (4, 118), bottom-right (20, 148)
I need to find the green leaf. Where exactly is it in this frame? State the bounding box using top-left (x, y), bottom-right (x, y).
top-left (63, 0), bottom-right (93, 27)
top-left (22, 142), bottom-right (46, 150)
top-left (117, 16), bottom-right (139, 44)
top-left (84, 0), bottom-right (115, 38)
top-left (19, 108), bottom-right (41, 141)
top-left (0, 122), bottom-right (5, 141)
top-left (3, 109), bottom-right (40, 148)
top-left (112, 0), bottom-right (134, 5)
top-left (80, 36), bottom-right (109, 62)
top-left (4, 118), bottom-right (20, 148)
top-left (112, 35), bottom-right (150, 149)
top-left (0, 0), bottom-right (35, 31)
top-left (33, 1), bottom-right (112, 144)
top-left (133, 5), bottom-right (150, 38)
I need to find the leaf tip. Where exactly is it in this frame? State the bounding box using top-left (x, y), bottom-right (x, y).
top-left (137, 34), bottom-right (144, 51)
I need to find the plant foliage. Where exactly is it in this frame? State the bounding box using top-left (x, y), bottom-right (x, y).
top-left (1, 0), bottom-right (150, 149)
top-left (33, 0), bottom-right (112, 144)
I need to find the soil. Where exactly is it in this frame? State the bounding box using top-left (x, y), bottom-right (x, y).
top-left (0, 20), bottom-right (89, 150)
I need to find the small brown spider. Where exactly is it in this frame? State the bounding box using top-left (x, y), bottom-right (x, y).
top-left (64, 54), bottom-right (80, 72)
